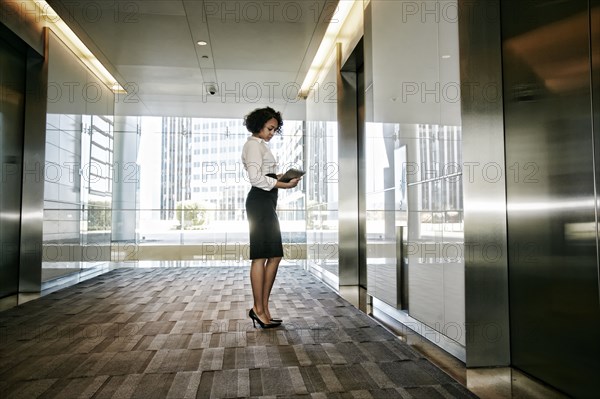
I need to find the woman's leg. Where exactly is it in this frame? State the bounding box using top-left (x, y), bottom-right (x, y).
top-left (250, 258), bottom-right (269, 323)
top-left (262, 257), bottom-right (282, 320)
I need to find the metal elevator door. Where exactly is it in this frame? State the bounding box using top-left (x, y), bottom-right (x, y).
top-left (0, 28), bottom-right (26, 298)
top-left (502, 1), bottom-right (600, 397)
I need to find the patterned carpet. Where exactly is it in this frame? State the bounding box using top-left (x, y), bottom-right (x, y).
top-left (0, 266), bottom-right (478, 398)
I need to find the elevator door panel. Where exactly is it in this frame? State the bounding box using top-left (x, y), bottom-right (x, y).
top-left (502, 1), bottom-right (600, 397)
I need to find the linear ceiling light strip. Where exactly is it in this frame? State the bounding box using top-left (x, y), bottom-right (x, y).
top-left (299, 0), bottom-right (356, 98)
top-left (31, 0), bottom-right (125, 93)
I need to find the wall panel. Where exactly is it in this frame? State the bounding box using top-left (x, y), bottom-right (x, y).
top-left (502, 1), bottom-right (600, 396)
top-left (458, 0), bottom-right (510, 367)
top-left (0, 26), bottom-right (27, 298)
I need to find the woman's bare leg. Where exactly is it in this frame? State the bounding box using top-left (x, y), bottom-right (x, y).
top-left (250, 258), bottom-right (270, 323)
top-left (262, 257), bottom-right (282, 320)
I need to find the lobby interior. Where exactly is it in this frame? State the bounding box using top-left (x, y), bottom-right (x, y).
top-left (1, 1), bottom-right (599, 398)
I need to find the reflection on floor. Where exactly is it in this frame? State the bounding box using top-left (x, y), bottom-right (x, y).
top-left (337, 285), bottom-right (569, 399)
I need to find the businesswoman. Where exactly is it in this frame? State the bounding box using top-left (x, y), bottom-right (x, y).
top-left (242, 107), bottom-right (300, 329)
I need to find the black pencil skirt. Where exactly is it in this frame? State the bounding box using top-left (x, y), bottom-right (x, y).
top-left (245, 186), bottom-right (284, 259)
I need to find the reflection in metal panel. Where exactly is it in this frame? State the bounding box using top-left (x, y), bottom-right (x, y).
top-left (502, 0), bottom-right (600, 396)
top-left (458, 0), bottom-right (510, 367)
top-left (0, 28), bottom-right (26, 298)
top-left (20, 29), bottom-right (48, 292)
top-left (338, 41), bottom-right (365, 286)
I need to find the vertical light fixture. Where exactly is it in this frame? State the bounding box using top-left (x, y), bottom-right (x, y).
top-left (299, 0), bottom-right (357, 98)
top-left (22, 0), bottom-right (126, 93)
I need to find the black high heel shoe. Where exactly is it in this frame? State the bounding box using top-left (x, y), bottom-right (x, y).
top-left (249, 309), bottom-right (280, 329)
top-left (270, 318), bottom-right (283, 323)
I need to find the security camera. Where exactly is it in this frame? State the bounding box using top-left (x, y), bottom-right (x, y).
top-left (206, 84), bottom-right (217, 95)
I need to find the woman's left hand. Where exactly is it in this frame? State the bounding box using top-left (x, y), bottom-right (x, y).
top-left (286, 178), bottom-right (300, 188)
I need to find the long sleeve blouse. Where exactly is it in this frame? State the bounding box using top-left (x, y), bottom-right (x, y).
top-left (241, 136), bottom-right (278, 191)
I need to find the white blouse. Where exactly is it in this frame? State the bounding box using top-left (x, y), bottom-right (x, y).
top-left (241, 136), bottom-right (278, 190)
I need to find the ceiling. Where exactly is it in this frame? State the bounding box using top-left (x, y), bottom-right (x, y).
top-left (47, 0), bottom-right (335, 119)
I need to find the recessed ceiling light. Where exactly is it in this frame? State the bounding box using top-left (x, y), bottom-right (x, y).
top-left (442, 55), bottom-right (451, 59)
top-left (197, 41), bottom-right (208, 46)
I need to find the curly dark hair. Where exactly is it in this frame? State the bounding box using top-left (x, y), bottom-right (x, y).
top-left (243, 107), bottom-right (283, 134)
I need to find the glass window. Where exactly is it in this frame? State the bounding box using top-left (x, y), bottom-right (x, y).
top-left (136, 117), bottom-right (306, 249)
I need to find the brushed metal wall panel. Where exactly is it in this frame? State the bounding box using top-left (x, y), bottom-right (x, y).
top-left (357, 60), bottom-right (367, 288)
top-left (338, 63), bottom-right (360, 286)
top-left (502, 1), bottom-right (600, 396)
top-left (20, 29), bottom-right (49, 292)
top-left (458, 0), bottom-right (510, 366)
top-left (0, 29), bottom-right (26, 298)
top-left (592, 0), bottom-right (600, 308)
